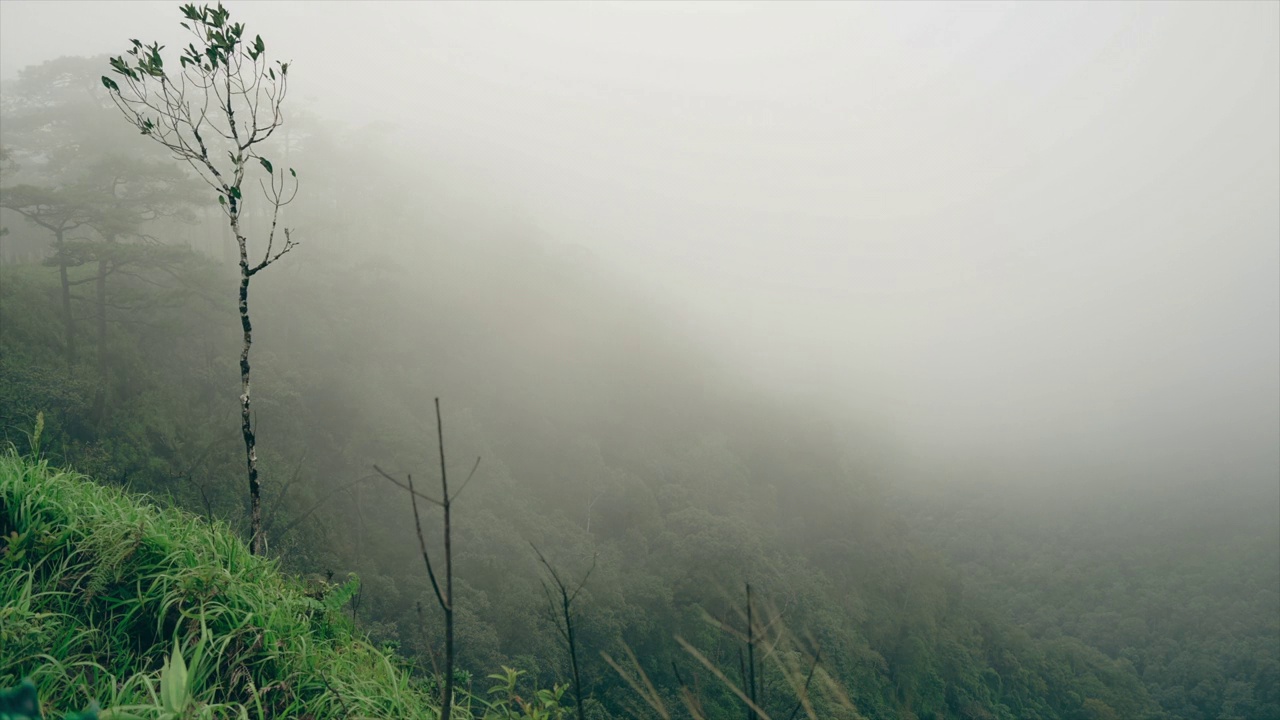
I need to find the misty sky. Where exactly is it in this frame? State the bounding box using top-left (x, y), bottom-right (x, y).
top-left (2, 1), bottom-right (1277, 490)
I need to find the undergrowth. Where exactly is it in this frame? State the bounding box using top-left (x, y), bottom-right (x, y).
top-left (0, 450), bottom-right (569, 719)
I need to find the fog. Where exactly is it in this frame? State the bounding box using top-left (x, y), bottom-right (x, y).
top-left (3, 0), bottom-right (1277, 497)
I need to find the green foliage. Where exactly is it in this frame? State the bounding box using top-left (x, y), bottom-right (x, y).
top-left (0, 451), bottom-right (573, 720)
top-left (899, 484), bottom-right (1280, 720)
top-left (0, 261), bottom-right (230, 497)
top-left (479, 668), bottom-right (571, 720)
top-left (0, 451), bottom-right (431, 717)
top-left (100, 2), bottom-right (294, 185)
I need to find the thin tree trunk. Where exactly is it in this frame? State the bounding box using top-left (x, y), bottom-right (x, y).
top-left (439, 397), bottom-right (455, 720)
top-left (354, 482), bottom-right (364, 623)
top-left (565, 592), bottom-right (586, 720)
top-left (531, 543), bottom-right (595, 720)
top-left (92, 255), bottom-right (109, 423)
top-left (747, 583), bottom-right (758, 720)
top-left (234, 211), bottom-right (263, 556)
top-left (55, 229), bottom-right (75, 369)
top-left (373, 400), bottom-right (469, 719)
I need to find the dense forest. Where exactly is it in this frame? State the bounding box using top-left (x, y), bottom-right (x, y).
top-left (2, 4), bottom-right (1278, 720)
top-left (895, 481), bottom-right (1280, 720)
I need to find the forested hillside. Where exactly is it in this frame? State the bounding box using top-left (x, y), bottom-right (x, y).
top-left (4, 3), bottom-right (1278, 717)
top-left (895, 481), bottom-right (1280, 720)
top-left (0, 50), bottom-right (1169, 719)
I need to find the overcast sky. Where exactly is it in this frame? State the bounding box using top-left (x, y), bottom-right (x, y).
top-left (3, 1), bottom-right (1277, 490)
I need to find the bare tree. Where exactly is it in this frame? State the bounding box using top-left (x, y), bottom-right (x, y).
top-left (375, 399), bottom-right (480, 720)
top-left (531, 543), bottom-right (597, 720)
top-left (100, 2), bottom-right (299, 555)
top-left (746, 583), bottom-right (759, 720)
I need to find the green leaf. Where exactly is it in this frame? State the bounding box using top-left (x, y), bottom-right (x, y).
top-left (161, 639), bottom-right (189, 712)
top-left (323, 574), bottom-right (361, 613)
top-left (218, 195), bottom-right (226, 205)
top-left (289, 168), bottom-right (296, 178)
top-left (259, 157), bottom-right (273, 174)
top-left (100, 76), bottom-right (120, 92)
top-left (228, 186), bottom-right (242, 200)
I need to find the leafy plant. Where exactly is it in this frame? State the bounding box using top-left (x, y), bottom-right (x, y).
top-left (101, 1), bottom-right (300, 556)
top-left (479, 667), bottom-right (571, 720)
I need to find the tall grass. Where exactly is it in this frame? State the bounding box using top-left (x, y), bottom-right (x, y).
top-left (0, 451), bottom-right (565, 719)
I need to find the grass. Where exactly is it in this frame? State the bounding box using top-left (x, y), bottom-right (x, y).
top-left (0, 449), bottom-right (565, 720)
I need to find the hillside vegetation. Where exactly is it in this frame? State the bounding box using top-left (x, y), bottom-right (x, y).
top-left (0, 450), bottom-right (581, 719)
top-left (0, 36), bottom-right (1252, 719)
top-left (896, 482), bottom-right (1280, 720)
top-left (0, 247), bottom-right (1157, 720)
